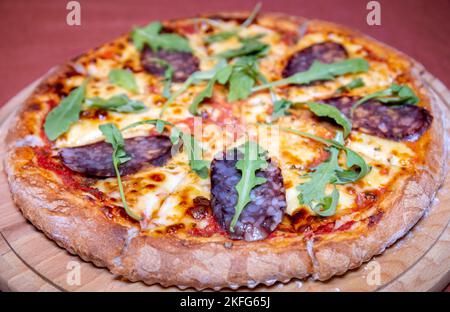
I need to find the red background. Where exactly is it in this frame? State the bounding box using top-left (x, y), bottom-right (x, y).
top-left (0, 0), bottom-right (450, 107)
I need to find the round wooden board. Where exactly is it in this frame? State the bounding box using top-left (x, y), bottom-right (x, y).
top-left (0, 68), bottom-right (449, 292)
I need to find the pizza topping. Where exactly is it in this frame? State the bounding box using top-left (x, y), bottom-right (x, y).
top-left (121, 119), bottom-right (210, 178)
top-left (203, 3), bottom-right (262, 44)
top-left (98, 123), bottom-right (141, 220)
top-left (282, 42), bottom-right (348, 78)
top-left (275, 127), bottom-right (370, 216)
top-left (131, 21), bottom-right (191, 53)
top-left (336, 77), bottom-right (365, 93)
top-left (44, 80), bottom-right (87, 141)
top-left (85, 94), bottom-right (147, 113)
top-left (210, 142), bottom-right (286, 241)
top-left (351, 83), bottom-right (419, 114)
top-left (108, 69), bottom-right (139, 94)
top-left (253, 58), bottom-right (369, 91)
top-left (141, 47), bottom-right (199, 83)
top-left (303, 102), bottom-right (352, 138)
top-left (322, 96), bottom-right (433, 141)
top-left (59, 134), bottom-right (172, 177)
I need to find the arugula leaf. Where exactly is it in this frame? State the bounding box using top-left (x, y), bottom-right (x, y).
top-left (121, 119), bottom-right (210, 178)
top-left (218, 39), bottom-right (269, 59)
top-left (188, 57), bottom-right (261, 114)
top-left (241, 2), bottom-right (262, 28)
top-left (270, 99), bottom-right (293, 121)
top-left (108, 69), bottom-right (139, 94)
top-left (306, 102), bottom-right (352, 138)
top-left (294, 131), bottom-right (370, 217)
top-left (337, 78), bottom-right (365, 93)
top-left (203, 3), bottom-right (262, 44)
top-left (351, 84), bottom-right (420, 115)
top-left (253, 58), bottom-right (369, 91)
top-left (85, 94), bottom-right (147, 113)
top-left (205, 31), bottom-right (237, 44)
top-left (131, 22), bottom-right (191, 52)
top-left (297, 147), bottom-right (340, 217)
top-left (230, 141), bottom-right (268, 231)
top-left (270, 127), bottom-right (371, 217)
top-left (181, 132), bottom-right (210, 178)
top-left (99, 123), bottom-right (141, 221)
top-left (228, 70), bottom-right (255, 102)
top-left (227, 56), bottom-right (261, 102)
top-left (44, 80), bottom-right (87, 141)
top-left (188, 64), bottom-right (233, 115)
top-left (160, 60), bottom-right (228, 117)
top-left (146, 57), bottom-right (174, 98)
top-left (189, 77), bottom-right (217, 115)
top-left (278, 126), bottom-right (370, 183)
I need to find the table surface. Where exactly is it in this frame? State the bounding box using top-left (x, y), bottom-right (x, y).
top-left (0, 0), bottom-right (450, 107)
top-left (0, 0), bottom-right (449, 292)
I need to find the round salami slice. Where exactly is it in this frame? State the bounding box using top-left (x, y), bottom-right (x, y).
top-left (210, 149), bottom-right (286, 241)
top-left (141, 47), bottom-right (199, 82)
top-left (282, 42), bottom-right (348, 77)
top-left (60, 135), bottom-right (173, 177)
top-left (322, 96), bottom-right (433, 141)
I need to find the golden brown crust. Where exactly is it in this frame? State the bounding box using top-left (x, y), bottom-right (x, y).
top-left (4, 12), bottom-right (447, 290)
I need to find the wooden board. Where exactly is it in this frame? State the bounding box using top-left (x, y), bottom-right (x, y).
top-left (0, 68), bottom-right (449, 292)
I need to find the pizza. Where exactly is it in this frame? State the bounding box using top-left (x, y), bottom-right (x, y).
top-left (4, 6), bottom-right (446, 290)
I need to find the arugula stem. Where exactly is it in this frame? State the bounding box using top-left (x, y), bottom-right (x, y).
top-left (112, 158), bottom-right (141, 221)
top-left (241, 3), bottom-right (262, 28)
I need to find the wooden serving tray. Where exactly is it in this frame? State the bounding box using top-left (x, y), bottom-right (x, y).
top-left (0, 67), bottom-right (449, 292)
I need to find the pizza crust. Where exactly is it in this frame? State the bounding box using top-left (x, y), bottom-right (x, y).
top-left (4, 12), bottom-right (447, 290)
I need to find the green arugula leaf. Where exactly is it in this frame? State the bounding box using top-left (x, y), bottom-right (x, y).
top-left (253, 58), bottom-right (369, 91)
top-left (85, 94), bottom-right (147, 113)
top-left (297, 147), bottom-right (340, 217)
top-left (227, 56), bottom-right (261, 102)
top-left (271, 126), bottom-right (370, 216)
top-left (337, 77), bottom-right (365, 93)
top-left (121, 119), bottom-right (210, 178)
top-left (160, 60), bottom-right (228, 117)
top-left (230, 141), bottom-right (268, 231)
top-left (187, 63), bottom-right (233, 115)
top-left (99, 123), bottom-right (141, 221)
top-left (351, 84), bottom-right (420, 115)
top-left (205, 31), bottom-right (237, 44)
top-left (185, 56), bottom-right (261, 115)
top-left (241, 2), bottom-right (262, 28)
top-left (278, 127), bottom-right (370, 183)
top-left (203, 3), bottom-right (262, 44)
top-left (146, 58), bottom-right (174, 98)
top-left (218, 39), bottom-right (269, 59)
top-left (270, 99), bottom-right (293, 121)
top-left (131, 22), bottom-right (191, 52)
top-left (228, 70), bottom-right (255, 102)
top-left (108, 69), bottom-right (139, 94)
top-left (189, 77), bottom-right (217, 115)
top-left (44, 80), bottom-right (87, 141)
top-left (306, 102), bottom-right (352, 138)
top-left (181, 132), bottom-right (210, 178)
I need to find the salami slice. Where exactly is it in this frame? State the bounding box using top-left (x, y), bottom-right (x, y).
top-left (210, 149), bottom-right (286, 241)
top-left (141, 47), bottom-right (199, 82)
top-left (282, 42), bottom-right (348, 77)
top-left (60, 135), bottom-right (172, 177)
top-left (322, 96), bottom-right (433, 141)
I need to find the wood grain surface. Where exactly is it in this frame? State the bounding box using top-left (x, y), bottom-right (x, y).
top-left (0, 69), bottom-right (448, 292)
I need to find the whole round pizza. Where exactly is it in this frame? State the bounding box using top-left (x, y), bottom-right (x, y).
top-left (4, 6), bottom-right (446, 290)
